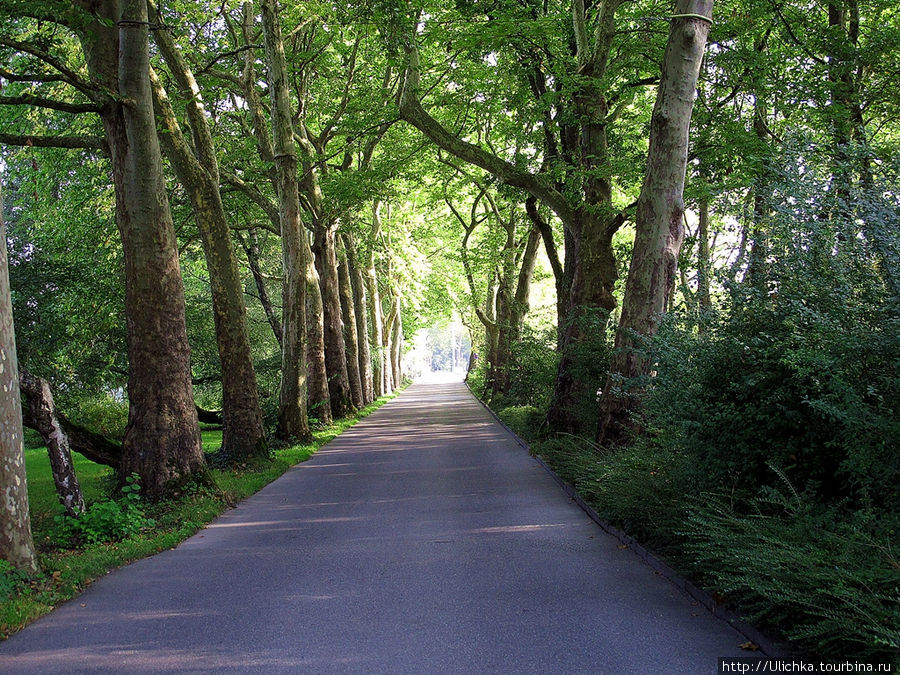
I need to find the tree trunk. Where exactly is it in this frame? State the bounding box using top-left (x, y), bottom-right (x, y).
top-left (76, 0), bottom-right (207, 497)
top-left (259, 0), bottom-right (311, 441)
top-left (344, 234), bottom-right (374, 404)
top-left (239, 228), bottom-right (283, 347)
top-left (147, 52), bottom-right (266, 462)
top-left (366, 205), bottom-right (386, 397)
top-left (596, 0), bottom-right (713, 445)
top-left (305, 254), bottom-right (332, 425)
top-left (545, 211), bottom-right (619, 432)
top-left (18, 370), bottom-right (85, 516)
top-left (510, 225), bottom-right (542, 343)
top-left (390, 294), bottom-right (403, 387)
top-left (382, 290), bottom-right (396, 394)
top-left (697, 196), bottom-right (712, 311)
top-left (337, 243), bottom-right (364, 409)
top-left (0, 184), bottom-right (38, 573)
top-left (313, 222), bottom-right (354, 418)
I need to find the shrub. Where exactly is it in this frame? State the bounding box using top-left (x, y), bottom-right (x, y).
top-left (684, 482), bottom-right (900, 664)
top-left (497, 405), bottom-right (542, 437)
top-left (505, 325), bottom-right (559, 412)
top-left (52, 474), bottom-right (156, 546)
top-left (0, 560), bottom-right (31, 603)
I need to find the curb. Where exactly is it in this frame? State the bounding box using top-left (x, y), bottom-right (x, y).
top-left (467, 384), bottom-right (793, 660)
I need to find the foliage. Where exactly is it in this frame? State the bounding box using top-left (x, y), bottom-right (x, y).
top-left (496, 405), bottom-right (542, 438)
top-left (0, 560), bottom-right (31, 604)
top-left (503, 325), bottom-right (559, 412)
top-left (649, 151), bottom-right (900, 512)
top-left (51, 475), bottom-right (156, 547)
top-left (684, 486), bottom-right (900, 664)
top-left (561, 308), bottom-right (614, 428)
top-left (62, 394), bottom-right (129, 441)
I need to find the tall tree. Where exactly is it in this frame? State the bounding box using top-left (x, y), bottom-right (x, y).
top-left (393, 0), bottom-right (647, 431)
top-left (596, 0), bottom-right (713, 444)
top-left (0, 0), bottom-right (208, 496)
top-left (147, 1), bottom-right (267, 461)
top-left (0, 184), bottom-right (38, 573)
top-left (259, 0), bottom-right (314, 441)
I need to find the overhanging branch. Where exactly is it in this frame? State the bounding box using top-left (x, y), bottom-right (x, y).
top-left (0, 133), bottom-right (106, 151)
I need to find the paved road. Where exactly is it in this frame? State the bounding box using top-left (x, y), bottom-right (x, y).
top-left (1, 382), bottom-right (747, 673)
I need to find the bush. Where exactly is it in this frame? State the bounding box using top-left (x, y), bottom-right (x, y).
top-left (505, 325), bottom-right (559, 412)
top-left (685, 482), bottom-right (900, 664)
top-left (52, 474), bottom-right (156, 546)
top-left (0, 560), bottom-right (31, 604)
top-left (497, 405), bottom-right (542, 437)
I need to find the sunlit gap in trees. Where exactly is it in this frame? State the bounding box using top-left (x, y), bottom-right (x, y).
top-left (407, 318), bottom-right (471, 383)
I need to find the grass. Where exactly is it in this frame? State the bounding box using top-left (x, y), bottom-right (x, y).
top-left (1, 390), bottom-right (401, 640)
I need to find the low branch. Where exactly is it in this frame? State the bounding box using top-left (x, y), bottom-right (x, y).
top-left (398, 43), bottom-right (576, 225)
top-left (0, 94), bottom-right (100, 114)
top-left (0, 133), bottom-right (106, 151)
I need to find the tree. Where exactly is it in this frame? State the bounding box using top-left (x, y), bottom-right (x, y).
top-left (18, 369), bottom-right (85, 516)
top-left (392, 0), bottom-right (656, 431)
top-left (0, 1), bottom-right (209, 496)
top-left (259, 0), bottom-right (314, 441)
top-left (596, 0), bottom-right (713, 444)
top-left (147, 0), bottom-right (267, 462)
top-left (0, 183), bottom-right (38, 573)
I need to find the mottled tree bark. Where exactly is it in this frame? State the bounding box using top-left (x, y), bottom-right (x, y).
top-left (344, 233), bottom-right (374, 404)
top-left (259, 0), bottom-right (311, 441)
top-left (305, 257), bottom-right (332, 424)
top-left (0, 185), bottom-right (38, 573)
top-left (337, 243), bottom-right (364, 409)
top-left (147, 26), bottom-right (266, 461)
top-left (596, 0), bottom-right (713, 445)
top-left (382, 291), bottom-right (396, 394)
top-left (313, 222), bottom-right (354, 418)
top-left (390, 294), bottom-right (403, 388)
top-left (75, 0), bottom-right (206, 497)
top-left (18, 370), bottom-right (85, 516)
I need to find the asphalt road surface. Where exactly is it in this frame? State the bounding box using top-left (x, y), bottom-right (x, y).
top-left (1, 381), bottom-right (749, 673)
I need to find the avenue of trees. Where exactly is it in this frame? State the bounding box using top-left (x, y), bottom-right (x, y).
top-left (0, 0), bottom-right (897, 661)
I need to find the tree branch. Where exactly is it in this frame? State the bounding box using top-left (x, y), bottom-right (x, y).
top-left (0, 93), bottom-right (101, 114)
top-left (525, 196), bottom-right (563, 282)
top-left (0, 133), bottom-right (106, 151)
top-left (0, 37), bottom-right (102, 101)
top-left (398, 41), bottom-right (575, 225)
top-left (221, 172), bottom-right (281, 234)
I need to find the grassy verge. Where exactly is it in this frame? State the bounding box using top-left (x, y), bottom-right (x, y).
top-left (0, 389), bottom-right (401, 639)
